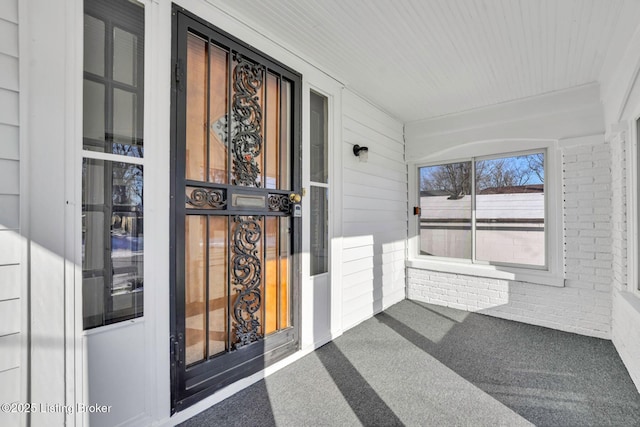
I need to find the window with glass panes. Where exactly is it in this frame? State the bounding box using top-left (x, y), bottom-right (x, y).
top-left (82, 0), bottom-right (145, 329)
top-left (310, 92), bottom-right (328, 276)
top-left (418, 150), bottom-right (546, 268)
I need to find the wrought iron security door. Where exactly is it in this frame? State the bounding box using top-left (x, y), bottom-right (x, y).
top-left (171, 8), bottom-right (301, 412)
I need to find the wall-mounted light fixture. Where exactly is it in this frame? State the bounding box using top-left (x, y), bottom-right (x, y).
top-left (353, 144), bottom-right (369, 162)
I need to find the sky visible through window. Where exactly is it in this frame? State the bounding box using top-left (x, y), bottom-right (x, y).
top-left (420, 153), bottom-right (544, 194)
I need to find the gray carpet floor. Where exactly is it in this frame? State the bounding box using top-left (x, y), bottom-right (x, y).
top-left (180, 300), bottom-right (640, 426)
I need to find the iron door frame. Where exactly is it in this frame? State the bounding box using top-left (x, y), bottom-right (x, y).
top-left (169, 6), bottom-right (302, 413)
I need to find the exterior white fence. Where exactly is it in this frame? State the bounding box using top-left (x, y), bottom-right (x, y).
top-left (420, 193), bottom-right (545, 266)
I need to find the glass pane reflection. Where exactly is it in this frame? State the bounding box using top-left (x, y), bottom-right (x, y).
top-left (310, 187), bottom-right (328, 275)
top-left (113, 27), bottom-right (138, 86)
top-left (419, 162), bottom-right (472, 259)
top-left (82, 159), bottom-right (143, 329)
top-left (475, 153), bottom-right (545, 266)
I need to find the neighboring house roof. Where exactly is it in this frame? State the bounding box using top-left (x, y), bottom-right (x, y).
top-left (477, 184), bottom-right (544, 195)
top-left (421, 184), bottom-right (543, 198)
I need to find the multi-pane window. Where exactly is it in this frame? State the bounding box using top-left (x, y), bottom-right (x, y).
top-left (82, 0), bottom-right (144, 329)
top-left (310, 92), bottom-right (329, 276)
top-left (419, 151), bottom-right (545, 268)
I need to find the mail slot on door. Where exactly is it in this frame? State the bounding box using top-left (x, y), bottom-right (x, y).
top-left (232, 194), bottom-right (266, 208)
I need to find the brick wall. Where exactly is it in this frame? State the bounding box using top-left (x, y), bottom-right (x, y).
top-left (407, 141), bottom-right (613, 338)
top-left (563, 143), bottom-right (613, 292)
top-left (407, 269), bottom-right (611, 338)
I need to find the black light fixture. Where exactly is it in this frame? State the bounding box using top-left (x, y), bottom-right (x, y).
top-left (353, 144), bottom-right (369, 162)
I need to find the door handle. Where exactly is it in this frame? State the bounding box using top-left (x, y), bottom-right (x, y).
top-left (289, 193), bottom-right (301, 203)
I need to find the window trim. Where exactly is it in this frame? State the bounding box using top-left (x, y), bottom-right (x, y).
top-left (309, 89), bottom-right (330, 278)
top-left (628, 117), bottom-right (640, 296)
top-left (82, 0), bottom-right (146, 330)
top-left (408, 139), bottom-right (564, 287)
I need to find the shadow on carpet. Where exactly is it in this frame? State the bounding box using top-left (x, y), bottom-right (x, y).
top-left (179, 300), bottom-right (640, 426)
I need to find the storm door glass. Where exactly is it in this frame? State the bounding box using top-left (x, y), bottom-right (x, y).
top-left (172, 11), bottom-right (301, 411)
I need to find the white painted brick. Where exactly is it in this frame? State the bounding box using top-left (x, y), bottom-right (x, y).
top-left (579, 229), bottom-right (610, 237)
top-left (564, 160), bottom-right (593, 171)
top-left (579, 183), bottom-right (610, 193)
top-left (565, 176), bottom-right (593, 185)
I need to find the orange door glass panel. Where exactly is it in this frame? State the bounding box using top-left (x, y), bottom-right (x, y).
top-left (208, 46), bottom-right (228, 184)
top-left (208, 215), bottom-right (227, 356)
top-left (182, 31), bottom-right (294, 366)
top-left (265, 73), bottom-right (280, 189)
top-left (279, 216), bottom-right (291, 328)
top-left (185, 34), bottom-right (207, 182)
top-left (185, 215), bottom-right (206, 365)
top-left (265, 216), bottom-right (278, 334)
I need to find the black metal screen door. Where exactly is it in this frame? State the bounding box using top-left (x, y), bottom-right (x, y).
top-left (171, 8), bottom-right (301, 412)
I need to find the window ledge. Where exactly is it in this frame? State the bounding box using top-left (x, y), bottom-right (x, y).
top-left (617, 289), bottom-right (640, 316)
top-left (406, 258), bottom-right (565, 287)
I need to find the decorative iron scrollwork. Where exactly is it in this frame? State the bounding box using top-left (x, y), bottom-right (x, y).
top-left (186, 188), bottom-right (226, 209)
top-left (267, 194), bottom-right (291, 213)
top-left (231, 215), bottom-right (263, 348)
top-left (231, 54), bottom-right (264, 188)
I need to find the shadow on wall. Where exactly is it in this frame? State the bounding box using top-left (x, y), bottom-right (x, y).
top-left (340, 233), bottom-right (406, 332)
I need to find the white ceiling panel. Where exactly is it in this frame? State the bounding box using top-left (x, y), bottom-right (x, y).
top-left (209, 0), bottom-right (637, 122)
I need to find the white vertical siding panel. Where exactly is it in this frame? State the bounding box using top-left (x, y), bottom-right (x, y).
top-left (0, 333), bottom-right (20, 372)
top-left (0, 1), bottom-right (18, 24)
top-left (341, 90), bottom-right (406, 330)
top-left (0, 230), bottom-right (20, 265)
top-left (0, 19), bottom-right (18, 58)
top-left (0, 264), bottom-right (20, 300)
top-left (0, 299), bottom-right (20, 336)
top-left (0, 89), bottom-right (19, 126)
top-left (0, 368), bottom-right (20, 426)
top-left (0, 54), bottom-right (18, 92)
top-left (0, 124), bottom-right (19, 160)
top-left (0, 159), bottom-right (19, 194)
top-left (0, 195), bottom-right (19, 230)
top-left (0, 1), bottom-right (20, 418)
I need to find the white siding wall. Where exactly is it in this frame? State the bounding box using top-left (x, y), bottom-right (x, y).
top-left (0, 1), bottom-right (21, 426)
top-left (341, 90), bottom-right (406, 329)
top-left (405, 84), bottom-right (614, 339)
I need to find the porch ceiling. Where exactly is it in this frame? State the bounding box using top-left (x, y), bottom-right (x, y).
top-left (209, 0), bottom-right (638, 122)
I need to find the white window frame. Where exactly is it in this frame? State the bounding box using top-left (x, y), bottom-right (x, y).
top-left (81, 0), bottom-right (147, 331)
top-left (309, 89), bottom-right (330, 278)
top-left (628, 116), bottom-right (640, 296)
top-left (407, 139), bottom-right (564, 287)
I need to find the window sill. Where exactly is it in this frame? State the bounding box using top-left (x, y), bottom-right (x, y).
top-left (406, 258), bottom-right (565, 287)
top-left (82, 316), bottom-right (145, 336)
top-left (616, 289), bottom-right (640, 317)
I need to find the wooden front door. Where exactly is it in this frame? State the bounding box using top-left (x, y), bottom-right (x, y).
top-left (170, 8), bottom-right (302, 412)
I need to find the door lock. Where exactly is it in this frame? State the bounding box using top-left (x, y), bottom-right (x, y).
top-left (289, 193), bottom-right (302, 203)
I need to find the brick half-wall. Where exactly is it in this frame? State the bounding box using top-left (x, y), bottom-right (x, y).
top-left (407, 268), bottom-right (611, 338)
top-left (407, 141), bottom-right (614, 339)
